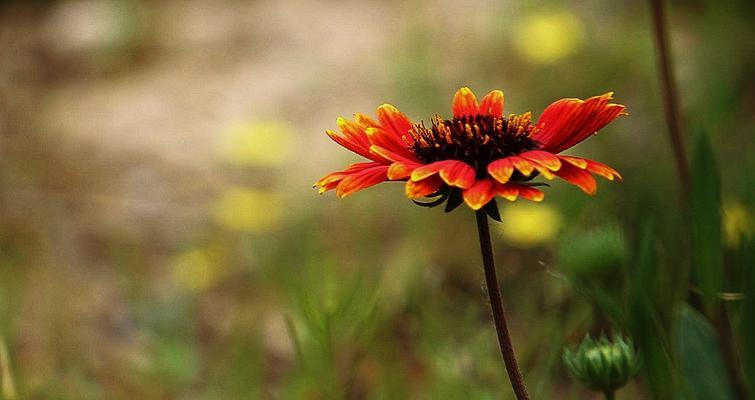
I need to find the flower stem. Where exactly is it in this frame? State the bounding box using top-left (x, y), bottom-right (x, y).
top-left (604, 391), bottom-right (616, 400)
top-left (649, 0), bottom-right (691, 201)
top-left (475, 211), bottom-right (530, 400)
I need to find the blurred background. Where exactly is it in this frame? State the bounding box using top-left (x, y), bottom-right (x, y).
top-left (0, 0), bottom-right (753, 399)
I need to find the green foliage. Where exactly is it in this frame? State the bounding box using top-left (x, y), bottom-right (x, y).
top-left (281, 262), bottom-right (380, 399)
top-left (626, 223), bottom-right (681, 399)
top-left (676, 305), bottom-right (735, 400)
top-left (557, 224), bottom-right (628, 321)
top-left (558, 224), bottom-right (628, 281)
top-left (741, 239), bottom-right (755, 399)
top-left (691, 128), bottom-right (724, 314)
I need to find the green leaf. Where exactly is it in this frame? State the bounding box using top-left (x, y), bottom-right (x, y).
top-left (626, 222), bottom-right (680, 399)
top-left (676, 305), bottom-right (735, 400)
top-left (740, 238), bottom-right (755, 399)
top-left (690, 128), bottom-right (724, 314)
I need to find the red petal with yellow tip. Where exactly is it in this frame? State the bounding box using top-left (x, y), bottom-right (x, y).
top-left (561, 156), bottom-right (622, 181)
top-left (487, 158), bottom-right (514, 184)
top-left (462, 180), bottom-right (546, 209)
top-left (335, 164), bottom-right (389, 198)
top-left (552, 161), bottom-right (598, 195)
top-left (376, 104), bottom-right (414, 144)
top-left (387, 161), bottom-right (420, 180)
top-left (463, 179), bottom-right (498, 210)
top-left (410, 160), bottom-right (476, 189)
top-left (509, 156), bottom-right (535, 176)
top-left (406, 175), bottom-right (444, 198)
top-left (314, 162), bottom-right (389, 197)
top-left (534, 93), bottom-right (626, 153)
top-left (516, 185), bottom-right (545, 202)
top-left (479, 90), bottom-right (504, 118)
top-left (558, 155), bottom-right (588, 169)
top-left (315, 161), bottom-right (377, 187)
top-left (366, 128), bottom-right (417, 162)
top-left (452, 87), bottom-right (479, 118)
top-left (370, 145), bottom-right (416, 163)
top-left (497, 185), bottom-right (520, 201)
top-left (520, 150), bottom-right (561, 171)
top-left (353, 112), bottom-right (379, 129)
top-left (326, 129), bottom-right (376, 162)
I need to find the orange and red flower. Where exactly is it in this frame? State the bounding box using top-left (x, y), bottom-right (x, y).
top-left (315, 87), bottom-right (626, 215)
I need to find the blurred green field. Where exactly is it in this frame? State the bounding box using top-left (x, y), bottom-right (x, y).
top-left (0, 0), bottom-right (753, 399)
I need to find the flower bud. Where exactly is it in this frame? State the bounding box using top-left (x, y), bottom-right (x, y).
top-left (563, 334), bottom-right (641, 394)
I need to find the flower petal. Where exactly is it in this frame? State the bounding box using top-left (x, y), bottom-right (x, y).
top-left (387, 161), bottom-right (420, 180)
top-left (370, 145), bottom-right (416, 163)
top-left (314, 162), bottom-right (387, 195)
top-left (509, 156), bottom-right (535, 176)
top-left (335, 164), bottom-right (389, 197)
top-left (326, 129), bottom-right (373, 161)
top-left (462, 180), bottom-right (546, 209)
top-left (519, 150), bottom-right (561, 171)
top-left (366, 129), bottom-right (418, 162)
top-left (487, 158), bottom-right (514, 184)
top-left (497, 185), bottom-right (520, 201)
top-left (558, 155), bottom-right (587, 169)
top-left (405, 175), bottom-right (444, 198)
top-left (353, 112), bottom-right (379, 129)
top-left (360, 105), bottom-right (419, 161)
top-left (561, 156), bottom-right (622, 181)
top-left (452, 87), bottom-right (479, 118)
top-left (516, 185), bottom-right (545, 202)
top-left (479, 90), bottom-right (504, 118)
top-left (376, 104), bottom-right (414, 144)
top-left (463, 179), bottom-right (497, 210)
top-left (552, 161), bottom-right (597, 194)
top-left (410, 160), bottom-right (475, 189)
top-left (327, 116), bottom-right (388, 163)
top-left (533, 92), bottom-right (626, 153)
top-left (336, 117), bottom-right (372, 148)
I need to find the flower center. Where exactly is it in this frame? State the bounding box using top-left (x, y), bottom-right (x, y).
top-left (409, 113), bottom-right (540, 175)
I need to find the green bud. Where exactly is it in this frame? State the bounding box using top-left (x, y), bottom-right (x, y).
top-left (563, 334), bottom-right (641, 394)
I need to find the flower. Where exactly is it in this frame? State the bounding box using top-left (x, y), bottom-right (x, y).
top-left (314, 87), bottom-right (626, 217)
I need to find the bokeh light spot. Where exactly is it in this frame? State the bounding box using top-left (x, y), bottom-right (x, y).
top-left (171, 246), bottom-right (227, 292)
top-left (500, 203), bottom-right (563, 247)
top-left (213, 187), bottom-right (282, 232)
top-left (216, 121), bottom-right (295, 166)
top-left (514, 11), bottom-right (585, 65)
top-left (723, 200), bottom-right (753, 248)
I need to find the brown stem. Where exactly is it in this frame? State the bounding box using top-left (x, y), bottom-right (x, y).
top-left (649, 0), bottom-right (691, 201)
top-left (475, 211), bottom-right (530, 400)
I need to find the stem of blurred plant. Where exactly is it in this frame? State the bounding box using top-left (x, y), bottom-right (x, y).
top-left (604, 390), bottom-right (615, 400)
top-left (649, 0), bottom-right (691, 202)
top-left (650, 3), bottom-right (749, 398)
top-left (475, 211), bottom-right (530, 400)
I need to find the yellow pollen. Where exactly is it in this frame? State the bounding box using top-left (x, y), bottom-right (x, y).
top-left (464, 123), bottom-right (473, 138)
